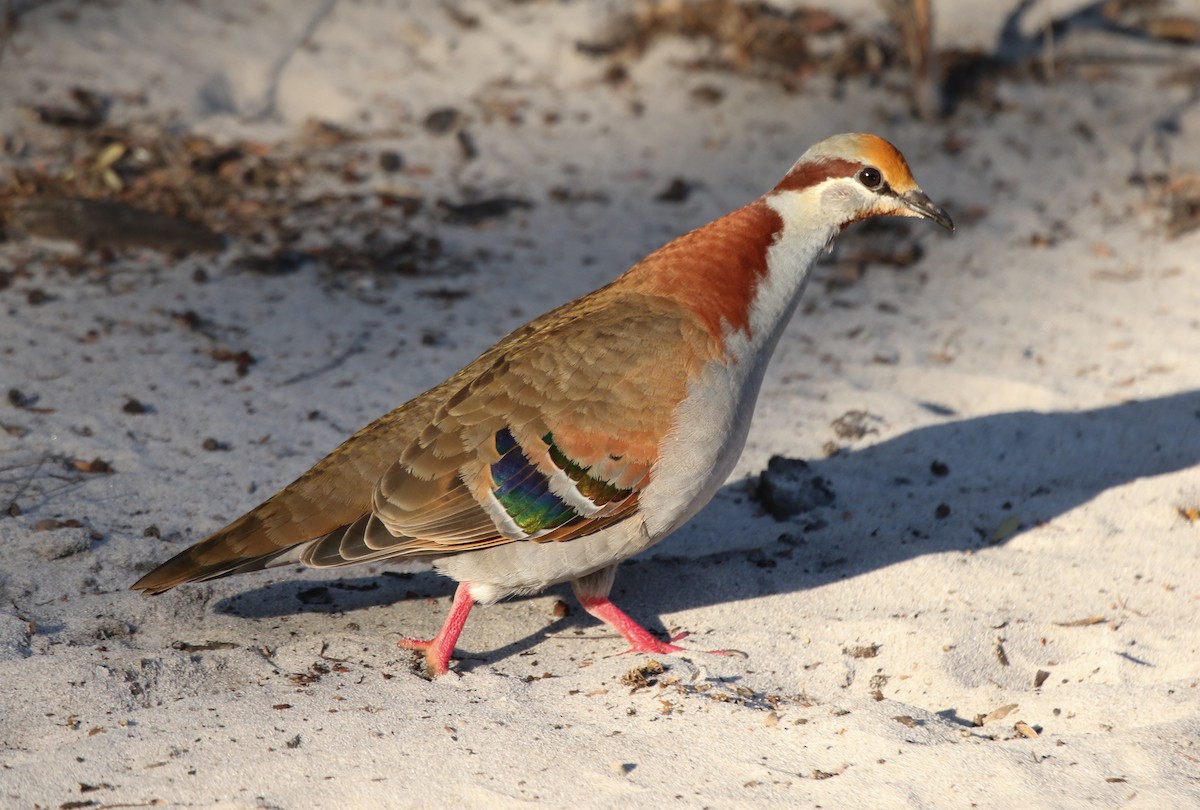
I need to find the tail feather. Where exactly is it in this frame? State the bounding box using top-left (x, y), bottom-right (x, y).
top-left (131, 390), bottom-right (445, 594)
top-left (301, 514), bottom-right (394, 567)
top-left (130, 510), bottom-right (324, 594)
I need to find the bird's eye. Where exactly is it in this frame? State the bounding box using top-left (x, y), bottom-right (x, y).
top-left (858, 167), bottom-right (882, 189)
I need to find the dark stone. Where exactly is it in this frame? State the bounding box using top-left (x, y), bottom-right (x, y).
top-left (756, 456), bottom-right (836, 521)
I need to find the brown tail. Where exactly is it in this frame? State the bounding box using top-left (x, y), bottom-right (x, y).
top-left (128, 397), bottom-right (434, 594)
top-left (132, 511), bottom-right (295, 593)
top-left (131, 458), bottom-right (377, 594)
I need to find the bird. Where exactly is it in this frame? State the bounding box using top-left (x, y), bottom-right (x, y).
top-left (132, 133), bottom-right (953, 677)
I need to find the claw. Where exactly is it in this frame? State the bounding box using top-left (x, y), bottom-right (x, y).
top-left (397, 583), bottom-right (476, 678)
top-left (577, 595), bottom-right (743, 662)
top-left (398, 636), bottom-right (451, 678)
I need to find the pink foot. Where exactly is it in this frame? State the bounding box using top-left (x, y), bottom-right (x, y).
top-left (398, 582), bottom-right (475, 677)
top-left (577, 595), bottom-right (744, 659)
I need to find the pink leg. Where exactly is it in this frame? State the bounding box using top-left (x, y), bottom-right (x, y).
top-left (398, 582), bottom-right (475, 677)
top-left (577, 594), bottom-right (688, 656)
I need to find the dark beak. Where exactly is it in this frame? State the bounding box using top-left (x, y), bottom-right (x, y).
top-left (901, 189), bottom-right (954, 232)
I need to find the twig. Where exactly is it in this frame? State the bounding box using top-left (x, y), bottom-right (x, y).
top-left (0, 0), bottom-right (14, 68)
top-left (1041, 4), bottom-right (1055, 80)
top-left (249, 0), bottom-right (340, 121)
top-left (281, 329), bottom-right (370, 386)
top-left (1, 454), bottom-right (47, 515)
top-left (884, 0), bottom-right (940, 121)
top-left (318, 640), bottom-right (351, 663)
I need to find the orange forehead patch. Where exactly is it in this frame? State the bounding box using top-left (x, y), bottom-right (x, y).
top-left (850, 133), bottom-right (918, 192)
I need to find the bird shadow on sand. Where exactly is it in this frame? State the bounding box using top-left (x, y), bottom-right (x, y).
top-left (212, 390), bottom-right (1200, 666)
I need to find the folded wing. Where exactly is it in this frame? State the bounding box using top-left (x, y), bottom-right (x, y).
top-left (132, 290), bottom-right (713, 594)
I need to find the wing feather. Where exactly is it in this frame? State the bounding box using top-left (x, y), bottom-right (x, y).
top-left (132, 289), bottom-right (720, 591)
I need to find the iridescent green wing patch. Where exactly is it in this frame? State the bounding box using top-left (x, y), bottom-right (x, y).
top-left (488, 429), bottom-right (637, 536)
top-left (543, 431), bottom-right (632, 507)
top-left (490, 429), bottom-right (578, 534)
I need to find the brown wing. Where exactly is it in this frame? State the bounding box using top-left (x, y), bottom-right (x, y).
top-left (297, 293), bottom-right (718, 565)
top-left (131, 289), bottom-right (717, 594)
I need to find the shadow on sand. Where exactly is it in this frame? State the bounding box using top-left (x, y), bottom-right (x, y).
top-left (213, 390), bottom-right (1200, 665)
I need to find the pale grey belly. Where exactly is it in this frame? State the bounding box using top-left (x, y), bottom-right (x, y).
top-left (433, 516), bottom-right (652, 604)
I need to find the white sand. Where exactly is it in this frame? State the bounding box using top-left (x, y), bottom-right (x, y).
top-left (2, 1), bottom-right (1199, 806)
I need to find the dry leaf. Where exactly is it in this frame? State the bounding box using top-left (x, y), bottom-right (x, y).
top-left (71, 457), bottom-right (113, 474)
top-left (93, 142), bottom-right (126, 170)
top-left (1146, 16), bottom-right (1200, 44)
top-left (974, 703), bottom-right (1019, 726)
top-left (987, 515), bottom-right (1021, 544)
top-left (994, 638), bottom-right (1010, 667)
top-left (621, 660), bottom-right (665, 688)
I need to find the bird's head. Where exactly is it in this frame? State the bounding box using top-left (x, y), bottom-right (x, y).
top-left (771, 133), bottom-right (953, 235)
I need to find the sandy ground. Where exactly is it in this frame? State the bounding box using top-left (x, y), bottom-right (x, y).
top-left (2, 1), bottom-right (1199, 807)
